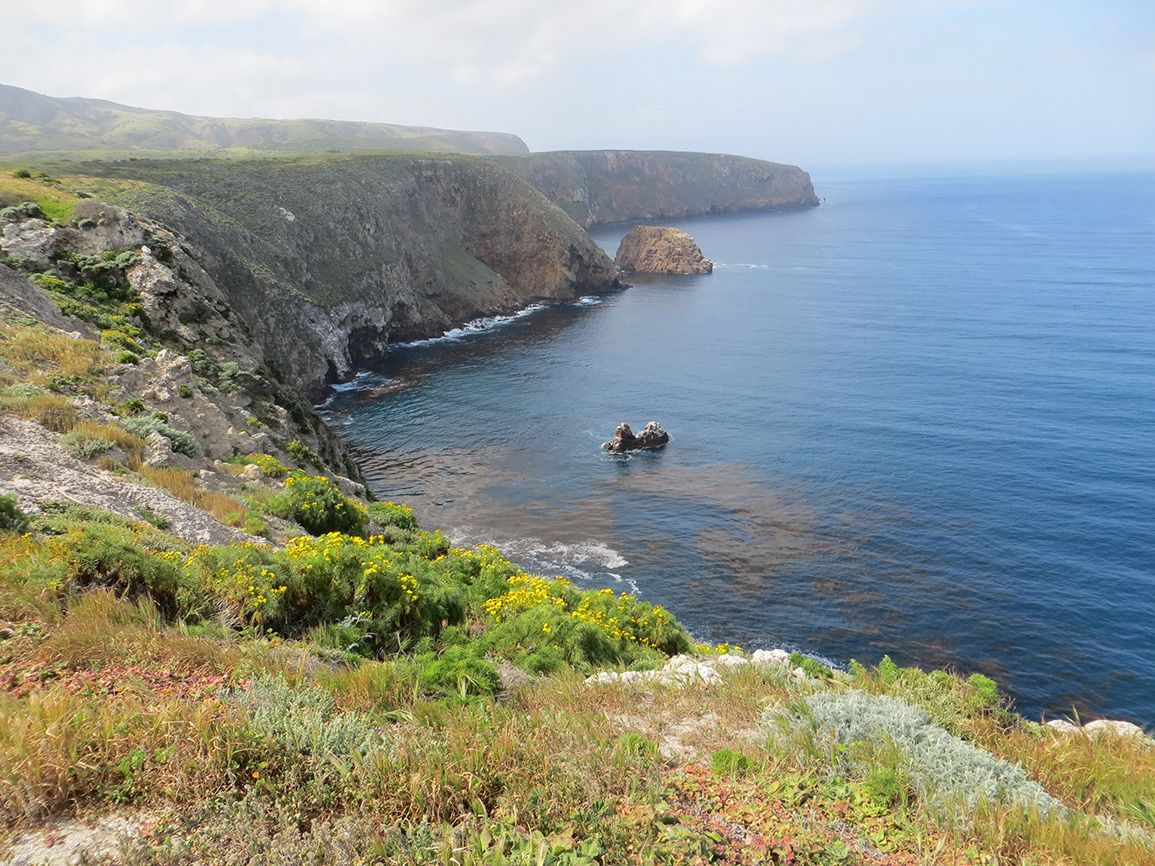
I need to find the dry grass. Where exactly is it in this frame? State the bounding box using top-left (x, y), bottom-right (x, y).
top-left (0, 686), bottom-right (241, 827)
top-left (0, 321), bottom-right (106, 387)
top-left (25, 591), bottom-right (241, 675)
top-left (0, 392), bottom-right (78, 431)
top-left (134, 465), bottom-right (248, 527)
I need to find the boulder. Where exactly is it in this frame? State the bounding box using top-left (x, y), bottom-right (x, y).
top-left (603, 420), bottom-right (669, 453)
top-left (614, 225), bottom-right (713, 275)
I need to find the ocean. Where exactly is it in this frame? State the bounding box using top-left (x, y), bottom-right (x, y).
top-left (324, 166), bottom-right (1155, 724)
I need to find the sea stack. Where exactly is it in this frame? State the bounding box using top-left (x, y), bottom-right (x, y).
top-left (603, 421), bottom-right (670, 453)
top-left (614, 226), bottom-right (713, 275)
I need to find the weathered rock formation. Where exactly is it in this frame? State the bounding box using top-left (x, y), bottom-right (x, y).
top-left (499, 150), bottom-right (818, 227)
top-left (75, 154), bottom-right (622, 399)
top-left (614, 226), bottom-right (712, 275)
top-left (603, 421), bottom-right (670, 453)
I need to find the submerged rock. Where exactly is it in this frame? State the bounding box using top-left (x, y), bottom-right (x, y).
top-left (614, 225), bottom-right (713, 275)
top-left (603, 420), bottom-right (669, 453)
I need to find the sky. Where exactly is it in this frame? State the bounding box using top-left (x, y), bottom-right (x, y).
top-left (2, 0), bottom-right (1153, 168)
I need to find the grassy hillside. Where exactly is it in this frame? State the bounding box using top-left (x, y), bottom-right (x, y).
top-left (0, 84), bottom-right (529, 159)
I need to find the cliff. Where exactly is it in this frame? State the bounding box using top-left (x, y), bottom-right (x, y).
top-left (0, 83), bottom-right (529, 158)
top-left (498, 149), bottom-right (819, 227)
top-left (62, 154), bottom-right (621, 399)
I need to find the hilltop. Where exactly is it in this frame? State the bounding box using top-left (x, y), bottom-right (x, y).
top-left (0, 84), bottom-right (529, 159)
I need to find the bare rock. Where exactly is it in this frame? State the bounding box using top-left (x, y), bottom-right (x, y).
top-left (614, 225), bottom-right (713, 275)
top-left (1083, 719), bottom-right (1146, 738)
top-left (0, 263), bottom-right (80, 332)
top-left (603, 420), bottom-right (669, 453)
top-left (1045, 719), bottom-right (1082, 734)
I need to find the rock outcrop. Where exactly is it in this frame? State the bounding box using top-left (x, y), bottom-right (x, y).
top-left (78, 154), bottom-right (622, 399)
top-left (614, 226), bottom-right (713, 275)
top-left (603, 421), bottom-right (670, 453)
top-left (499, 150), bottom-right (818, 227)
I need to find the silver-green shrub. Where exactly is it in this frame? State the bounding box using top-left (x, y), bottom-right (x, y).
top-left (233, 675), bottom-right (383, 761)
top-left (773, 690), bottom-right (1063, 815)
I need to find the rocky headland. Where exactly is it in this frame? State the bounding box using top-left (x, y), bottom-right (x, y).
top-left (614, 226), bottom-right (713, 275)
top-left (499, 149), bottom-right (819, 227)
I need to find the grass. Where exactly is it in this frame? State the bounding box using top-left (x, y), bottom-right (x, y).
top-left (0, 173), bottom-right (80, 224)
top-left (134, 465), bottom-right (249, 528)
top-left (0, 502), bottom-right (1151, 864)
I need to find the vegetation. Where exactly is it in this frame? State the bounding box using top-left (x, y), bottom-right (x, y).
top-left (0, 492), bottom-right (1151, 864)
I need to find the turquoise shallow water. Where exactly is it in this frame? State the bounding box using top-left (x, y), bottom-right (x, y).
top-left (326, 167), bottom-right (1155, 724)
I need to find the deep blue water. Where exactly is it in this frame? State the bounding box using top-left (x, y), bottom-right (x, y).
top-left (326, 168), bottom-right (1155, 724)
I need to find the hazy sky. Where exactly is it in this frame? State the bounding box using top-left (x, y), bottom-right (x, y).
top-left (3, 0), bottom-right (1153, 167)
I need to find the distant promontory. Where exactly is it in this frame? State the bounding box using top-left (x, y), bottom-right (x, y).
top-left (498, 149), bottom-right (818, 227)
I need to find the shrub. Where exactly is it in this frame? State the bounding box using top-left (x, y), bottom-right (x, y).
top-left (63, 528), bottom-right (194, 618)
top-left (285, 438), bottom-right (322, 470)
top-left (229, 452), bottom-right (289, 479)
top-left (790, 652), bottom-right (834, 679)
top-left (11, 168), bottom-right (32, 179)
top-left (178, 384), bottom-right (194, 399)
top-left (0, 494), bottom-right (27, 532)
top-left (266, 474), bottom-right (366, 536)
top-left (0, 201), bottom-right (45, 223)
top-left (61, 429), bottom-right (116, 460)
top-left (777, 690), bottom-right (1064, 815)
top-left (120, 415), bottom-right (198, 457)
top-left (232, 675), bottom-right (383, 760)
top-left (368, 501), bottom-right (418, 531)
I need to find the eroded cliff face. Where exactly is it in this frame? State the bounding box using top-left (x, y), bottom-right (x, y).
top-left (80, 154), bottom-right (622, 399)
top-left (498, 150), bottom-right (819, 227)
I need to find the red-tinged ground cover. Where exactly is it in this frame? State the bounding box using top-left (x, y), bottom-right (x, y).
top-left (662, 764), bottom-right (967, 866)
top-left (0, 660), bottom-right (237, 701)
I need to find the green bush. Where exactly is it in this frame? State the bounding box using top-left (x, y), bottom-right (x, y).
top-left (63, 528), bottom-right (195, 618)
top-left (178, 384), bottom-right (194, 399)
top-left (789, 652), bottom-right (833, 679)
top-left (120, 415), bottom-right (198, 457)
top-left (228, 452), bottom-right (289, 479)
top-left (233, 675), bottom-right (383, 760)
top-left (61, 430), bottom-right (116, 460)
top-left (285, 438), bottom-right (322, 470)
top-left (266, 474), bottom-right (366, 536)
top-left (368, 501), bottom-right (418, 531)
top-left (0, 494), bottom-right (28, 532)
top-left (0, 201), bottom-right (45, 223)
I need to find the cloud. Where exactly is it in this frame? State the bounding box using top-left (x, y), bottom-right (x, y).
top-left (276, 0), bottom-right (885, 84)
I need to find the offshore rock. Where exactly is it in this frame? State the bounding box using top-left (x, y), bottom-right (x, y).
top-left (614, 226), bottom-right (713, 275)
top-left (603, 421), bottom-right (670, 453)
